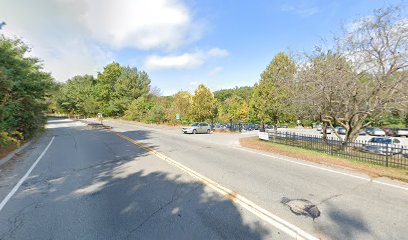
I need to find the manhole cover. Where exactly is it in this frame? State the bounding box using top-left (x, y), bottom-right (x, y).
top-left (281, 197), bottom-right (320, 220)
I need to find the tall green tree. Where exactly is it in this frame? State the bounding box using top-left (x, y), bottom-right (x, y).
top-left (251, 52), bottom-right (296, 129)
top-left (0, 36), bottom-right (53, 146)
top-left (94, 62), bottom-right (123, 115)
top-left (57, 75), bottom-right (97, 116)
top-left (109, 67), bottom-right (151, 116)
top-left (190, 84), bottom-right (215, 122)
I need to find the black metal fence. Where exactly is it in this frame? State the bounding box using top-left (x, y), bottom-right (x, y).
top-left (264, 131), bottom-right (408, 169)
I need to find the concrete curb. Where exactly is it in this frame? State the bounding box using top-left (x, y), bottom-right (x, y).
top-left (0, 141), bottom-right (32, 167)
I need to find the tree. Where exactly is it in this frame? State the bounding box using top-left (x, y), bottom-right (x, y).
top-left (94, 62), bottom-right (124, 116)
top-left (190, 84), bottom-right (215, 122)
top-left (297, 6), bottom-right (408, 143)
top-left (214, 86), bottom-right (253, 103)
top-left (333, 6), bottom-right (408, 141)
top-left (109, 67), bottom-right (151, 116)
top-left (57, 75), bottom-right (97, 116)
top-left (167, 91), bottom-right (192, 124)
top-left (227, 96), bottom-right (248, 123)
top-left (145, 96), bottom-right (171, 123)
top-left (123, 97), bottom-right (152, 121)
top-left (251, 52), bottom-right (296, 130)
top-left (0, 36), bottom-right (54, 146)
top-left (298, 52), bottom-right (357, 140)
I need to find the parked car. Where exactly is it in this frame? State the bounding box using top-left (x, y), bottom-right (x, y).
top-left (383, 128), bottom-right (392, 136)
top-left (365, 127), bottom-right (386, 136)
top-left (335, 127), bottom-right (346, 135)
top-left (362, 137), bottom-right (403, 155)
top-left (320, 127), bottom-right (332, 134)
top-left (333, 127), bottom-right (365, 135)
top-left (182, 122), bottom-right (211, 134)
top-left (390, 128), bottom-right (408, 137)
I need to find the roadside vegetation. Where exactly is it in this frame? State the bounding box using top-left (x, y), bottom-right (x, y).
top-left (0, 36), bottom-right (54, 148)
top-left (51, 6), bottom-right (407, 143)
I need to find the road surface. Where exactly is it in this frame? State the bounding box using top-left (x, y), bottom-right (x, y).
top-left (0, 118), bottom-right (407, 240)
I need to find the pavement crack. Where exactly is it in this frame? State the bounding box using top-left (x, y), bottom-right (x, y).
top-left (72, 134), bottom-right (78, 152)
top-left (1, 202), bottom-right (37, 240)
top-left (317, 194), bottom-right (343, 205)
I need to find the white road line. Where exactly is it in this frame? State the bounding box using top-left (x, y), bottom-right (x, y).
top-left (372, 180), bottom-right (408, 191)
top-left (234, 146), bottom-right (408, 191)
top-left (0, 136), bottom-right (55, 212)
top-left (117, 133), bottom-right (319, 240)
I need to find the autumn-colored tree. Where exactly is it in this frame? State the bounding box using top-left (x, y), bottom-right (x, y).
top-left (190, 84), bottom-right (215, 122)
top-left (167, 91), bottom-right (192, 124)
top-left (227, 96), bottom-right (249, 123)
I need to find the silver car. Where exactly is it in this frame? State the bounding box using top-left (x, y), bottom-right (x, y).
top-left (182, 122), bottom-right (211, 134)
top-left (393, 128), bottom-right (408, 137)
top-left (365, 127), bottom-right (386, 136)
top-left (362, 137), bottom-right (402, 155)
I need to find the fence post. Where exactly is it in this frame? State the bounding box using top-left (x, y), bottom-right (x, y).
top-left (385, 143), bottom-right (389, 167)
top-left (330, 139), bottom-right (333, 155)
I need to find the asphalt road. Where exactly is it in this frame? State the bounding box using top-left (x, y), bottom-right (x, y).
top-left (0, 118), bottom-right (407, 240)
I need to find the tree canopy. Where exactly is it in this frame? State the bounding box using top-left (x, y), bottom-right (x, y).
top-left (190, 84), bottom-right (215, 122)
top-left (0, 36), bottom-right (54, 146)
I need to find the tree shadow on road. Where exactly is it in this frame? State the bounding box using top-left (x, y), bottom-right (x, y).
top-left (64, 133), bottom-right (272, 239)
top-left (315, 201), bottom-right (373, 240)
top-left (1, 127), bottom-right (271, 240)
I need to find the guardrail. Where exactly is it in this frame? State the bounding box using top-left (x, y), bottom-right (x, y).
top-left (262, 131), bottom-right (408, 169)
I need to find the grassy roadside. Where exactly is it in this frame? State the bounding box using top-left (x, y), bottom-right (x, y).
top-left (240, 137), bottom-right (408, 183)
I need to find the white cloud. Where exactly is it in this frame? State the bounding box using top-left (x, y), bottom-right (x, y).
top-left (144, 51), bottom-right (206, 70)
top-left (208, 67), bottom-right (223, 76)
top-left (279, 2), bottom-right (318, 17)
top-left (208, 48), bottom-right (229, 57)
top-left (82, 0), bottom-right (203, 50)
top-left (0, 0), bottom-right (203, 81)
top-left (144, 48), bottom-right (229, 71)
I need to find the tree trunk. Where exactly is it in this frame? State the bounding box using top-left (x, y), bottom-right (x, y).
top-left (322, 122), bottom-right (327, 141)
top-left (344, 117), bottom-right (365, 143)
top-left (345, 128), bottom-right (360, 143)
top-left (273, 115), bottom-right (278, 135)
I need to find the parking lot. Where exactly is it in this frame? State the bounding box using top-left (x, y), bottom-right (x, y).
top-left (260, 127), bottom-right (408, 147)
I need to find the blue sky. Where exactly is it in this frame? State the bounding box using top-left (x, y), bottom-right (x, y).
top-left (1, 0), bottom-right (404, 95)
